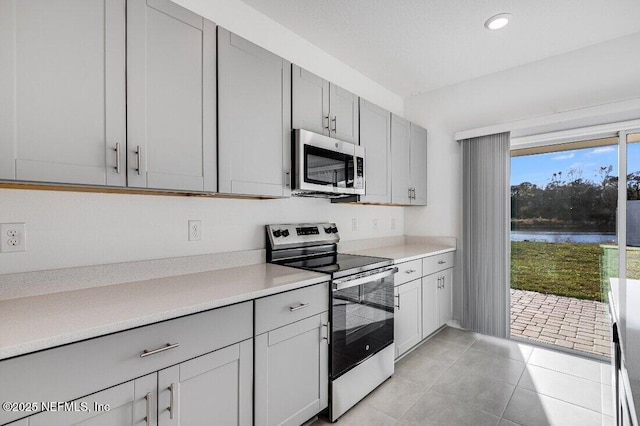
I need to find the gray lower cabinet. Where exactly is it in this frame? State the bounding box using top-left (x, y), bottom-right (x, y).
top-left (390, 115), bottom-right (428, 206)
top-left (218, 28), bottom-right (292, 197)
top-left (158, 340), bottom-right (253, 426)
top-left (359, 99), bottom-right (391, 204)
top-left (438, 268), bottom-right (453, 327)
top-left (8, 374), bottom-right (156, 426)
top-left (0, 0), bottom-right (126, 186)
top-left (422, 268), bottom-right (453, 339)
top-left (394, 279), bottom-right (422, 358)
top-left (292, 65), bottom-right (359, 144)
top-left (126, 0), bottom-right (216, 192)
top-left (255, 313), bottom-right (329, 426)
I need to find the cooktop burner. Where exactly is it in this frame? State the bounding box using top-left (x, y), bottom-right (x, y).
top-left (278, 253), bottom-right (392, 279)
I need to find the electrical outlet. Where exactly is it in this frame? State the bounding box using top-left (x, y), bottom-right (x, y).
top-left (188, 220), bottom-right (202, 241)
top-left (373, 219), bottom-right (378, 231)
top-left (0, 223), bottom-right (26, 253)
top-left (391, 218), bottom-right (396, 230)
top-left (351, 218), bottom-right (357, 231)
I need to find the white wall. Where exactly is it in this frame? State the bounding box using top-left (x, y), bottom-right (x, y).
top-left (404, 32), bottom-right (640, 239)
top-left (0, 0), bottom-right (406, 275)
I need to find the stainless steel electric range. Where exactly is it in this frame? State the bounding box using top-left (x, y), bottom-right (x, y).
top-left (266, 222), bottom-right (396, 422)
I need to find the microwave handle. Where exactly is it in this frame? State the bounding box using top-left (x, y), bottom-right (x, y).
top-left (333, 267), bottom-right (398, 291)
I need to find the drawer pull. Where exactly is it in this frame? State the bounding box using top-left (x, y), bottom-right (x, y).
top-left (394, 294), bottom-right (400, 310)
top-left (323, 322), bottom-right (331, 345)
top-left (140, 343), bottom-right (180, 358)
top-left (438, 260), bottom-right (446, 264)
top-left (405, 269), bottom-right (416, 274)
top-left (290, 303), bottom-right (310, 312)
top-left (168, 383), bottom-right (175, 420)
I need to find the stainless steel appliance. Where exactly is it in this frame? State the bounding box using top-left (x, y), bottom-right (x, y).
top-left (266, 222), bottom-right (395, 422)
top-left (292, 129), bottom-right (365, 198)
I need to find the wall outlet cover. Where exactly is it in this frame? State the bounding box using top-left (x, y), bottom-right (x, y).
top-left (188, 220), bottom-right (202, 241)
top-left (0, 223), bottom-right (26, 253)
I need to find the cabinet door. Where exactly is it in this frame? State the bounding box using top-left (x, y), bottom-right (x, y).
top-left (390, 114), bottom-right (411, 205)
top-left (329, 83), bottom-right (359, 144)
top-left (410, 123), bottom-right (428, 206)
top-left (292, 65), bottom-right (329, 136)
top-left (158, 339), bottom-right (253, 426)
top-left (255, 313), bottom-right (329, 426)
top-left (359, 99), bottom-right (391, 204)
top-left (23, 374), bottom-right (155, 426)
top-left (0, 0), bottom-right (126, 186)
top-left (218, 28), bottom-right (292, 197)
top-left (438, 268), bottom-right (453, 327)
top-left (394, 279), bottom-right (423, 358)
top-left (127, 0), bottom-right (216, 192)
top-left (422, 274), bottom-right (440, 339)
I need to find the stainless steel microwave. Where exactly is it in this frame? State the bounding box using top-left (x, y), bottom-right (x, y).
top-left (293, 129), bottom-right (365, 197)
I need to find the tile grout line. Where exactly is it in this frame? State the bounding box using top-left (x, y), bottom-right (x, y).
top-left (514, 384), bottom-right (605, 415)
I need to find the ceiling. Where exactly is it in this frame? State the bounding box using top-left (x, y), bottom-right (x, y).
top-left (239, 0), bottom-right (640, 97)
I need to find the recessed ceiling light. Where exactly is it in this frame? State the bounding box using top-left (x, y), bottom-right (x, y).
top-left (484, 13), bottom-right (512, 30)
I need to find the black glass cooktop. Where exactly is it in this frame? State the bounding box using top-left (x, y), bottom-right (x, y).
top-left (280, 253), bottom-right (392, 278)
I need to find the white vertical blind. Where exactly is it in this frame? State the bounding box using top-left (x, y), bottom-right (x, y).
top-left (461, 132), bottom-right (511, 337)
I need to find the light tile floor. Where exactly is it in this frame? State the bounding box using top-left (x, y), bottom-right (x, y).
top-left (312, 326), bottom-right (614, 426)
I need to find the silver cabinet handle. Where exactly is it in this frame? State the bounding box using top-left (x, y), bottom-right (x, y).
top-left (168, 383), bottom-right (175, 420)
top-left (411, 188), bottom-right (416, 199)
top-left (136, 145), bottom-right (142, 175)
top-left (438, 260), bottom-right (446, 265)
top-left (114, 143), bottom-right (121, 174)
top-left (331, 116), bottom-right (337, 133)
top-left (405, 269), bottom-right (416, 274)
top-left (394, 294), bottom-right (400, 310)
top-left (284, 169), bottom-right (291, 188)
top-left (408, 187), bottom-right (412, 199)
top-left (324, 115), bottom-right (330, 130)
top-left (442, 276), bottom-right (445, 289)
top-left (290, 303), bottom-right (310, 312)
top-left (323, 322), bottom-right (330, 345)
top-left (144, 392), bottom-right (151, 426)
top-left (437, 277), bottom-right (442, 289)
top-left (140, 343), bottom-right (180, 358)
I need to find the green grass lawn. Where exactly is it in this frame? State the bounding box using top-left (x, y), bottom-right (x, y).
top-left (511, 241), bottom-right (605, 301)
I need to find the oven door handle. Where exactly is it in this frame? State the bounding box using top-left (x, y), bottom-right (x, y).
top-left (332, 267), bottom-right (398, 291)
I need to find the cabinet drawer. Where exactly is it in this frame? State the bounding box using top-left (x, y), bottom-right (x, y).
top-left (394, 259), bottom-right (422, 286)
top-left (255, 282), bottom-right (329, 335)
top-left (0, 302), bottom-right (252, 425)
top-left (422, 251), bottom-right (455, 275)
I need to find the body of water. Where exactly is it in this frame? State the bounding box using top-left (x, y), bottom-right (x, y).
top-left (511, 230), bottom-right (616, 244)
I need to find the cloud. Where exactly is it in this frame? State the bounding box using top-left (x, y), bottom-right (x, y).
top-left (588, 146), bottom-right (615, 155)
top-left (569, 162), bottom-right (583, 169)
top-left (552, 152), bottom-right (575, 160)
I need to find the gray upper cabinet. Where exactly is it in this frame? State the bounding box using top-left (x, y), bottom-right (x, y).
top-left (391, 114), bottom-right (428, 206)
top-left (292, 65), bottom-right (330, 136)
top-left (218, 27), bottom-right (292, 197)
top-left (410, 123), bottom-right (428, 206)
top-left (0, 0), bottom-right (126, 186)
top-left (127, 0), bottom-right (216, 192)
top-left (391, 114), bottom-right (411, 205)
top-left (292, 65), bottom-right (359, 144)
top-left (359, 99), bottom-right (391, 204)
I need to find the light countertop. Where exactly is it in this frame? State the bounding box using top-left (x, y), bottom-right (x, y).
top-left (0, 263), bottom-right (327, 361)
top-left (349, 242), bottom-right (456, 263)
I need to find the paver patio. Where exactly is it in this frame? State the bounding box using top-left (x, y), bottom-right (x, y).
top-left (510, 289), bottom-right (612, 357)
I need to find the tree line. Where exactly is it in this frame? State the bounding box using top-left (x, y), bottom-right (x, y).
top-left (511, 166), bottom-right (640, 232)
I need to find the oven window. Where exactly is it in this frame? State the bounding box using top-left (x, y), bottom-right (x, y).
top-left (331, 274), bottom-right (394, 378)
top-left (304, 145), bottom-right (354, 188)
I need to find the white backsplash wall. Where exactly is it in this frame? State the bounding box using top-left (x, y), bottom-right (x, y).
top-left (0, 189), bottom-right (404, 274)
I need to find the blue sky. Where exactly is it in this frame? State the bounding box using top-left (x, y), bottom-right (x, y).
top-left (511, 143), bottom-right (640, 187)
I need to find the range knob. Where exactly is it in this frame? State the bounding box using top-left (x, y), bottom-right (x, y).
top-left (324, 227), bottom-right (332, 234)
top-left (331, 226), bottom-right (338, 234)
top-left (282, 229), bottom-right (290, 237)
top-left (273, 229), bottom-right (282, 238)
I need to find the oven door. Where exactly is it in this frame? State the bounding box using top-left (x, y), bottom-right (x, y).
top-left (330, 267), bottom-right (396, 379)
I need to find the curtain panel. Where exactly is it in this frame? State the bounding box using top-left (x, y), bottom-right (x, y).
top-left (460, 132), bottom-right (511, 337)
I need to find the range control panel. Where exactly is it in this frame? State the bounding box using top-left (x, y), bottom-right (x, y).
top-left (266, 222), bottom-right (340, 248)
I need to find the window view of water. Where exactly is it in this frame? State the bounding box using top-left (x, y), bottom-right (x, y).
top-left (510, 230), bottom-right (616, 244)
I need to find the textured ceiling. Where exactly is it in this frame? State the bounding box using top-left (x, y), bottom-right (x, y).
top-left (239, 0), bottom-right (640, 97)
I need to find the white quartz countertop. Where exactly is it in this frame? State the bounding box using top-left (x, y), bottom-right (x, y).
top-left (0, 263), bottom-right (328, 361)
top-left (349, 242), bottom-right (456, 263)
